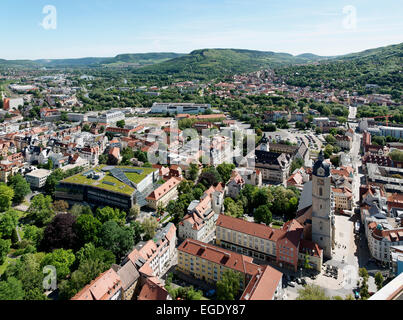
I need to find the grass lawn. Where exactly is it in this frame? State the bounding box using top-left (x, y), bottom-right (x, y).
top-left (271, 224), bottom-right (283, 229)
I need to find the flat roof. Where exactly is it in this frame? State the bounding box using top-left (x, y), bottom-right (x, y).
top-left (61, 165), bottom-right (157, 195)
top-left (26, 169), bottom-right (52, 178)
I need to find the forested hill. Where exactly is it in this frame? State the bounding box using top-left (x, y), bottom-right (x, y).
top-left (0, 53), bottom-right (185, 68)
top-left (131, 48), bottom-right (328, 80)
top-left (274, 42), bottom-right (403, 96)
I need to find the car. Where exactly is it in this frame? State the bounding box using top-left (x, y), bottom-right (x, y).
top-left (288, 281), bottom-right (296, 287)
top-left (296, 278), bottom-right (302, 284)
top-left (301, 279), bottom-right (307, 285)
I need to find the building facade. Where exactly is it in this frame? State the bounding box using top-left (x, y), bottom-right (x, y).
top-left (311, 151), bottom-right (335, 260)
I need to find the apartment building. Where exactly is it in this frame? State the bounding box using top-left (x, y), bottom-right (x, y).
top-left (367, 222), bottom-right (403, 264)
top-left (146, 177), bottom-right (182, 209)
top-left (335, 135), bottom-right (353, 150)
top-left (215, 214), bottom-right (323, 272)
top-left (126, 223), bottom-right (177, 278)
top-left (177, 239), bottom-right (283, 300)
top-left (178, 184), bottom-right (224, 243)
top-left (71, 268), bottom-right (123, 300)
top-left (332, 187), bottom-right (353, 211)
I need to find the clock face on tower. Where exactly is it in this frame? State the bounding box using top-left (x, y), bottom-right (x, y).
top-left (317, 168), bottom-right (325, 176)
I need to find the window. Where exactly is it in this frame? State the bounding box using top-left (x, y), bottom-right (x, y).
top-left (319, 187), bottom-right (323, 197)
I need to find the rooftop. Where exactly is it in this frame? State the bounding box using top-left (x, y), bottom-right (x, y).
top-left (61, 165), bottom-right (157, 195)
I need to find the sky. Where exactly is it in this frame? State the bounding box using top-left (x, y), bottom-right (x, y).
top-left (0, 0), bottom-right (402, 60)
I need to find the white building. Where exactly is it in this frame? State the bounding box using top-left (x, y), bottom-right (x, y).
top-left (367, 222), bottom-right (403, 264)
top-left (88, 111), bottom-right (125, 124)
top-left (178, 184), bottom-right (224, 243)
top-left (67, 113), bottom-right (88, 122)
top-left (150, 102), bottom-right (211, 114)
top-left (25, 169), bottom-right (52, 189)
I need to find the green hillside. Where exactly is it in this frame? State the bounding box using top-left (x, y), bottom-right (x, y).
top-left (274, 42), bottom-right (403, 97)
top-left (132, 48), bottom-right (326, 80)
top-left (0, 53), bottom-right (185, 69)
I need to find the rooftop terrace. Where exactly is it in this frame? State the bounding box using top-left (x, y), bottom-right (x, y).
top-left (61, 165), bottom-right (157, 195)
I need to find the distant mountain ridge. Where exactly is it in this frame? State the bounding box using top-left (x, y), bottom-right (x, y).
top-left (0, 43), bottom-right (401, 85)
top-left (0, 53), bottom-right (186, 68)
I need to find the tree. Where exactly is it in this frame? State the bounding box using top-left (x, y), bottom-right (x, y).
top-left (217, 163), bottom-right (235, 183)
top-left (8, 174), bottom-right (31, 204)
top-left (0, 209), bottom-right (18, 239)
top-left (0, 183), bottom-right (14, 212)
top-left (74, 214), bottom-right (102, 245)
top-left (217, 269), bottom-right (242, 300)
top-left (304, 253), bottom-right (312, 269)
top-left (45, 158), bottom-right (54, 170)
top-left (290, 158), bottom-right (304, 174)
top-left (53, 200), bottom-right (69, 213)
top-left (116, 120), bottom-right (125, 128)
top-left (27, 194), bottom-right (55, 226)
top-left (224, 198), bottom-right (244, 218)
top-left (95, 206), bottom-right (126, 225)
top-left (198, 167), bottom-right (222, 188)
top-left (75, 242), bottom-right (115, 268)
top-left (23, 225), bottom-right (44, 249)
top-left (330, 156), bottom-right (340, 167)
top-left (41, 249), bottom-right (76, 281)
top-left (70, 204), bottom-right (92, 217)
top-left (297, 284), bottom-right (330, 300)
top-left (0, 277), bottom-right (25, 300)
top-left (188, 163), bottom-right (199, 181)
top-left (98, 221), bottom-right (134, 260)
top-left (359, 268), bottom-right (370, 300)
top-left (41, 213), bottom-right (78, 251)
top-left (44, 169), bottom-right (65, 198)
top-left (375, 272), bottom-right (384, 291)
top-left (0, 239), bottom-right (11, 264)
top-left (141, 217), bottom-right (159, 240)
top-left (323, 145), bottom-right (334, 159)
top-left (252, 187), bottom-right (270, 208)
top-left (2, 252), bottom-right (47, 300)
top-left (82, 124), bottom-right (90, 132)
top-left (254, 204), bottom-right (272, 225)
top-left (58, 258), bottom-right (109, 300)
top-left (128, 205), bottom-right (140, 221)
top-left (130, 221), bottom-right (144, 244)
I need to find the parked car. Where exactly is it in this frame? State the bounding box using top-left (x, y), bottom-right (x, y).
top-left (288, 281), bottom-right (296, 287)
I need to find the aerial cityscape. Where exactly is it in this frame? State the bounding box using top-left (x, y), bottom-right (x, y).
top-left (0, 0), bottom-right (402, 306)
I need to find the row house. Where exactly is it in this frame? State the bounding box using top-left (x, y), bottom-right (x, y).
top-left (177, 238), bottom-right (283, 300)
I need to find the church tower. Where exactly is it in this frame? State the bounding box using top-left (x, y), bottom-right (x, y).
top-left (311, 151), bottom-right (335, 259)
top-left (260, 133), bottom-right (270, 152)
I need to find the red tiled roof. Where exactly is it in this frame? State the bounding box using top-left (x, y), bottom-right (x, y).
top-left (146, 177), bottom-right (182, 201)
top-left (240, 265), bottom-right (282, 300)
top-left (71, 268), bottom-right (122, 300)
top-left (216, 214), bottom-right (285, 241)
top-left (138, 277), bottom-right (169, 301)
top-left (178, 239), bottom-right (257, 275)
